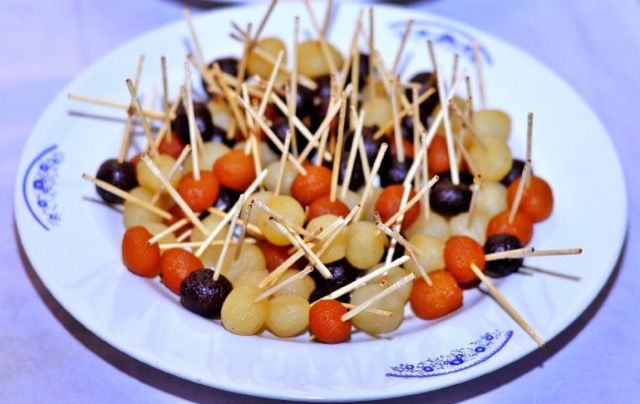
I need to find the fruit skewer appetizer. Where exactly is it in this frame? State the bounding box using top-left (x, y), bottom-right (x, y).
top-left (74, 0), bottom-right (583, 346)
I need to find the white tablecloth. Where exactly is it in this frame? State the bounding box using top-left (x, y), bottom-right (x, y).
top-left (2, 0), bottom-right (639, 402)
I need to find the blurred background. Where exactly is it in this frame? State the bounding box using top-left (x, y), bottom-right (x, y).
top-left (1, 0), bottom-right (638, 402)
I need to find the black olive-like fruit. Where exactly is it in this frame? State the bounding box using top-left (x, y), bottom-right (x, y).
top-left (338, 148), bottom-right (366, 191)
top-left (95, 158), bottom-right (138, 204)
top-left (314, 75), bottom-right (333, 101)
top-left (295, 84), bottom-right (316, 118)
top-left (357, 53), bottom-right (370, 86)
top-left (401, 114), bottom-right (417, 140)
top-left (212, 57), bottom-right (239, 77)
top-left (343, 52), bottom-right (370, 88)
top-left (172, 101), bottom-right (215, 145)
top-left (361, 126), bottom-right (382, 164)
top-left (202, 58), bottom-right (239, 97)
top-left (308, 75), bottom-right (351, 134)
top-left (406, 71), bottom-right (439, 125)
top-left (215, 186), bottom-right (241, 212)
top-left (310, 259), bottom-right (357, 303)
top-left (500, 159), bottom-right (529, 186)
top-left (208, 125), bottom-right (238, 148)
top-left (180, 269), bottom-right (233, 318)
top-left (484, 234), bottom-right (524, 277)
top-left (380, 155), bottom-right (413, 187)
top-left (266, 116), bottom-right (310, 156)
top-left (310, 96), bottom-right (331, 134)
top-left (430, 173), bottom-right (472, 216)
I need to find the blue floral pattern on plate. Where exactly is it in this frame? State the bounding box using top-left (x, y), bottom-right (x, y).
top-left (387, 330), bottom-right (512, 378)
top-left (389, 20), bottom-right (492, 65)
top-left (22, 145), bottom-right (63, 231)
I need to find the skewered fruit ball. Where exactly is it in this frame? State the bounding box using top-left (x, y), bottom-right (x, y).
top-left (266, 295), bottom-right (310, 338)
top-left (121, 226), bottom-right (161, 277)
top-left (96, 159), bottom-right (137, 204)
top-left (500, 159), bottom-right (527, 186)
top-left (172, 101), bottom-right (216, 145)
top-left (430, 173), bottom-right (472, 216)
top-left (221, 285), bottom-right (268, 335)
top-left (444, 235), bottom-right (485, 285)
top-left (176, 170), bottom-right (220, 213)
top-left (310, 259), bottom-right (357, 302)
top-left (180, 269), bottom-right (233, 318)
top-left (297, 40), bottom-right (344, 79)
top-left (308, 299), bottom-right (351, 344)
top-left (506, 175), bottom-right (554, 222)
top-left (472, 109), bottom-right (511, 141)
top-left (247, 37), bottom-right (287, 82)
top-left (484, 234), bottom-right (523, 278)
top-left (214, 186), bottom-right (241, 212)
top-left (410, 270), bottom-right (463, 320)
top-left (350, 283), bottom-right (404, 335)
top-left (345, 221), bottom-right (386, 270)
top-left (159, 248), bottom-right (203, 294)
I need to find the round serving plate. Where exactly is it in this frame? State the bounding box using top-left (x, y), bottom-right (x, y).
top-left (14, 3), bottom-right (627, 401)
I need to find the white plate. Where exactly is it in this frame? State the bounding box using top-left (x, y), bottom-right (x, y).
top-left (14, 3), bottom-right (627, 402)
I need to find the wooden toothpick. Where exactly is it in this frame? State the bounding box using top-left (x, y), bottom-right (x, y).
top-left (436, 64), bottom-right (458, 185)
top-left (141, 155), bottom-right (209, 235)
top-left (125, 79), bottom-right (159, 158)
top-left (255, 266), bottom-right (314, 302)
top-left (470, 263), bottom-right (544, 347)
top-left (486, 248), bottom-right (582, 261)
top-left (183, 63), bottom-right (200, 180)
top-left (82, 173), bottom-right (172, 220)
top-left (473, 39), bottom-right (486, 109)
top-left (341, 273), bottom-right (415, 321)
top-left (317, 256), bottom-right (410, 303)
top-left (340, 110), bottom-right (365, 200)
top-left (392, 19), bottom-right (414, 74)
top-left (508, 160), bottom-right (532, 224)
top-left (354, 143), bottom-right (388, 222)
top-left (150, 144), bottom-right (192, 205)
top-left (330, 91), bottom-right (348, 202)
top-left (213, 194), bottom-right (245, 281)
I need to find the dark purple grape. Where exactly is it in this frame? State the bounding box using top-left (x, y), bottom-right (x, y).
top-left (180, 269), bottom-right (233, 318)
top-left (357, 53), bottom-right (370, 86)
top-left (401, 114), bottom-right (417, 140)
top-left (95, 159), bottom-right (137, 204)
top-left (212, 57), bottom-right (239, 77)
top-left (337, 126), bottom-right (384, 191)
top-left (430, 172), bottom-right (472, 216)
top-left (172, 101), bottom-right (215, 145)
top-left (338, 149), bottom-right (365, 191)
top-left (201, 58), bottom-right (240, 97)
top-left (309, 75), bottom-right (351, 134)
top-left (310, 96), bottom-right (331, 134)
top-left (215, 186), bottom-right (241, 212)
top-left (294, 84), bottom-right (316, 118)
top-left (500, 159), bottom-right (529, 186)
top-left (361, 126), bottom-right (382, 164)
top-left (380, 155), bottom-right (413, 187)
top-left (314, 75), bottom-right (333, 101)
top-left (266, 116), bottom-right (310, 156)
top-left (484, 234), bottom-right (523, 277)
top-left (406, 72), bottom-right (439, 125)
top-left (309, 75), bottom-right (333, 133)
top-left (310, 259), bottom-right (357, 303)
top-left (208, 125), bottom-right (237, 148)
top-left (343, 52), bottom-right (370, 88)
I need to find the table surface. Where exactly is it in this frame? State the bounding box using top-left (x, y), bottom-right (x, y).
top-left (2, 0), bottom-right (639, 402)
